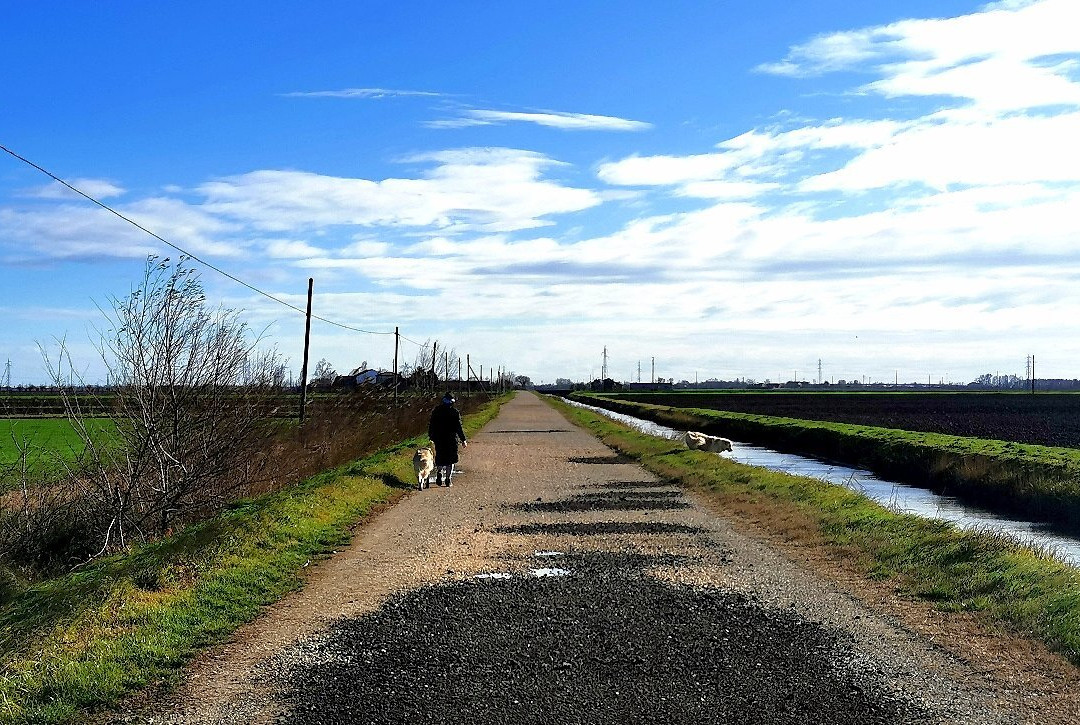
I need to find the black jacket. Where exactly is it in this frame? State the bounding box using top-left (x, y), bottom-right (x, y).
top-left (428, 403), bottom-right (466, 465)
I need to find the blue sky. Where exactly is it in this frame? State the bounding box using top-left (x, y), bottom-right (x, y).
top-left (3, 0), bottom-right (1079, 385)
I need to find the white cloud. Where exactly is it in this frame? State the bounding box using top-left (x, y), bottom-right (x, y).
top-left (800, 110), bottom-right (1080, 192)
top-left (25, 178), bottom-right (125, 200)
top-left (281, 87), bottom-right (444, 99)
top-left (199, 148), bottom-right (601, 234)
top-left (759, 0), bottom-right (1080, 112)
top-left (757, 29), bottom-right (880, 77)
top-left (428, 109), bottom-right (652, 132)
top-left (675, 181), bottom-right (781, 200)
top-left (0, 196), bottom-right (238, 262)
top-left (720, 121), bottom-right (905, 156)
top-left (263, 239), bottom-right (328, 258)
top-left (0, 149), bottom-right (601, 268)
top-left (598, 120), bottom-right (906, 193)
top-left (340, 239), bottom-right (391, 257)
top-left (424, 117), bottom-right (493, 129)
top-left (598, 153), bottom-right (741, 186)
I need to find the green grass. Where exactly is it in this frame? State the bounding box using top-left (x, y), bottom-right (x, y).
top-left (0, 395), bottom-right (509, 725)
top-left (573, 393), bottom-right (1080, 526)
top-left (548, 395), bottom-right (1080, 666)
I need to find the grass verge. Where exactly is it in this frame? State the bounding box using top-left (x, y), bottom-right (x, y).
top-left (0, 394), bottom-right (509, 725)
top-left (573, 393), bottom-right (1080, 528)
top-left (548, 395), bottom-right (1080, 666)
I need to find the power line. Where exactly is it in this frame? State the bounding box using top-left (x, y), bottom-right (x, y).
top-left (0, 142), bottom-right (403, 339)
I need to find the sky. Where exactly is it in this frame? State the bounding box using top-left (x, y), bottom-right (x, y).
top-left (2, 0), bottom-right (1079, 386)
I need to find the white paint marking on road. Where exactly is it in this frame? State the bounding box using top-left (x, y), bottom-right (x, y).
top-left (530, 568), bottom-right (571, 577)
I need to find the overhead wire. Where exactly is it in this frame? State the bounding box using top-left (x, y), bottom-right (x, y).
top-left (0, 142), bottom-right (422, 342)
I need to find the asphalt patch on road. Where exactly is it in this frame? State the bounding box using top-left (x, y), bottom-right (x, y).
top-left (589, 480), bottom-right (678, 490)
top-left (497, 521), bottom-right (706, 537)
top-left (575, 490), bottom-right (683, 500)
top-left (510, 549), bottom-right (707, 576)
top-left (487, 429), bottom-right (574, 434)
top-left (277, 552), bottom-right (921, 724)
top-left (507, 491), bottom-right (691, 514)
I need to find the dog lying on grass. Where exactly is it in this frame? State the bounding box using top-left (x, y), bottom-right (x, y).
top-left (413, 446), bottom-right (435, 490)
top-left (683, 431), bottom-right (733, 453)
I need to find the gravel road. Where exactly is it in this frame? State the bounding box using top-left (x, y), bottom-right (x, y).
top-left (111, 392), bottom-right (1080, 724)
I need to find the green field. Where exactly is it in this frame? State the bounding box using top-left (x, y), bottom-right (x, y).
top-left (0, 419), bottom-right (117, 479)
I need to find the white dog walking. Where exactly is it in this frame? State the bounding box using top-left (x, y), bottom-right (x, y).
top-left (412, 446), bottom-right (435, 490)
top-left (683, 431), bottom-right (733, 453)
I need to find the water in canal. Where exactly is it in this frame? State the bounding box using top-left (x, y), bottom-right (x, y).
top-left (562, 398), bottom-right (1080, 567)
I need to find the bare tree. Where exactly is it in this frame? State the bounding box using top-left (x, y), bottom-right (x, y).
top-left (54, 257), bottom-right (285, 556)
top-left (411, 339), bottom-right (439, 391)
top-left (311, 358), bottom-right (336, 385)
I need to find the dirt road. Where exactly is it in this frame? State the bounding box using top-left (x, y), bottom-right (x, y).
top-left (112, 392), bottom-right (1078, 724)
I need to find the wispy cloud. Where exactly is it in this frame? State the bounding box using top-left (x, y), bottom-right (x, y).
top-left (427, 109), bottom-right (652, 131)
top-left (198, 148), bottom-right (601, 234)
top-left (284, 88), bottom-right (652, 132)
top-left (0, 197), bottom-right (239, 263)
top-left (757, 0), bottom-right (1080, 112)
top-left (281, 87), bottom-right (445, 99)
top-left (24, 178), bottom-right (125, 200)
top-left (261, 239), bottom-right (329, 259)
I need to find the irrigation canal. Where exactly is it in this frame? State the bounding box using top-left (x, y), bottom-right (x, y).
top-left (562, 398), bottom-right (1080, 567)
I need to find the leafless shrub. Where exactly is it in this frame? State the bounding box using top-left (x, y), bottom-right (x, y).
top-left (21, 257), bottom-right (286, 562)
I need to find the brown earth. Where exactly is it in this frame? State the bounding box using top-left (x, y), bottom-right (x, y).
top-left (101, 392), bottom-right (1080, 724)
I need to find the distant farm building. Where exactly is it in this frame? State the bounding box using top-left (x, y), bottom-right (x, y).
top-left (332, 368), bottom-right (400, 390)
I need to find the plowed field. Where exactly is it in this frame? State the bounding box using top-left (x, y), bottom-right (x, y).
top-left (604, 393), bottom-right (1080, 449)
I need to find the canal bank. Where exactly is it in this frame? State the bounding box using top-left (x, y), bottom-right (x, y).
top-left (560, 397), bottom-right (1080, 566)
top-left (548, 394), bottom-right (1080, 672)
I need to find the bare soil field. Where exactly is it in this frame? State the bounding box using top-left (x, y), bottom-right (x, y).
top-left (609, 392), bottom-right (1080, 448)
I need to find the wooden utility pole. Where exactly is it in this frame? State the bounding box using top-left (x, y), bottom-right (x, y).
top-left (298, 278), bottom-right (314, 425)
top-left (393, 326), bottom-right (399, 404)
top-left (430, 342), bottom-right (438, 392)
top-left (1032, 355), bottom-right (1036, 394)
top-left (467, 354), bottom-right (471, 396)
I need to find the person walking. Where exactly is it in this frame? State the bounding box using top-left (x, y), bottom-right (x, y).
top-left (428, 392), bottom-right (467, 486)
